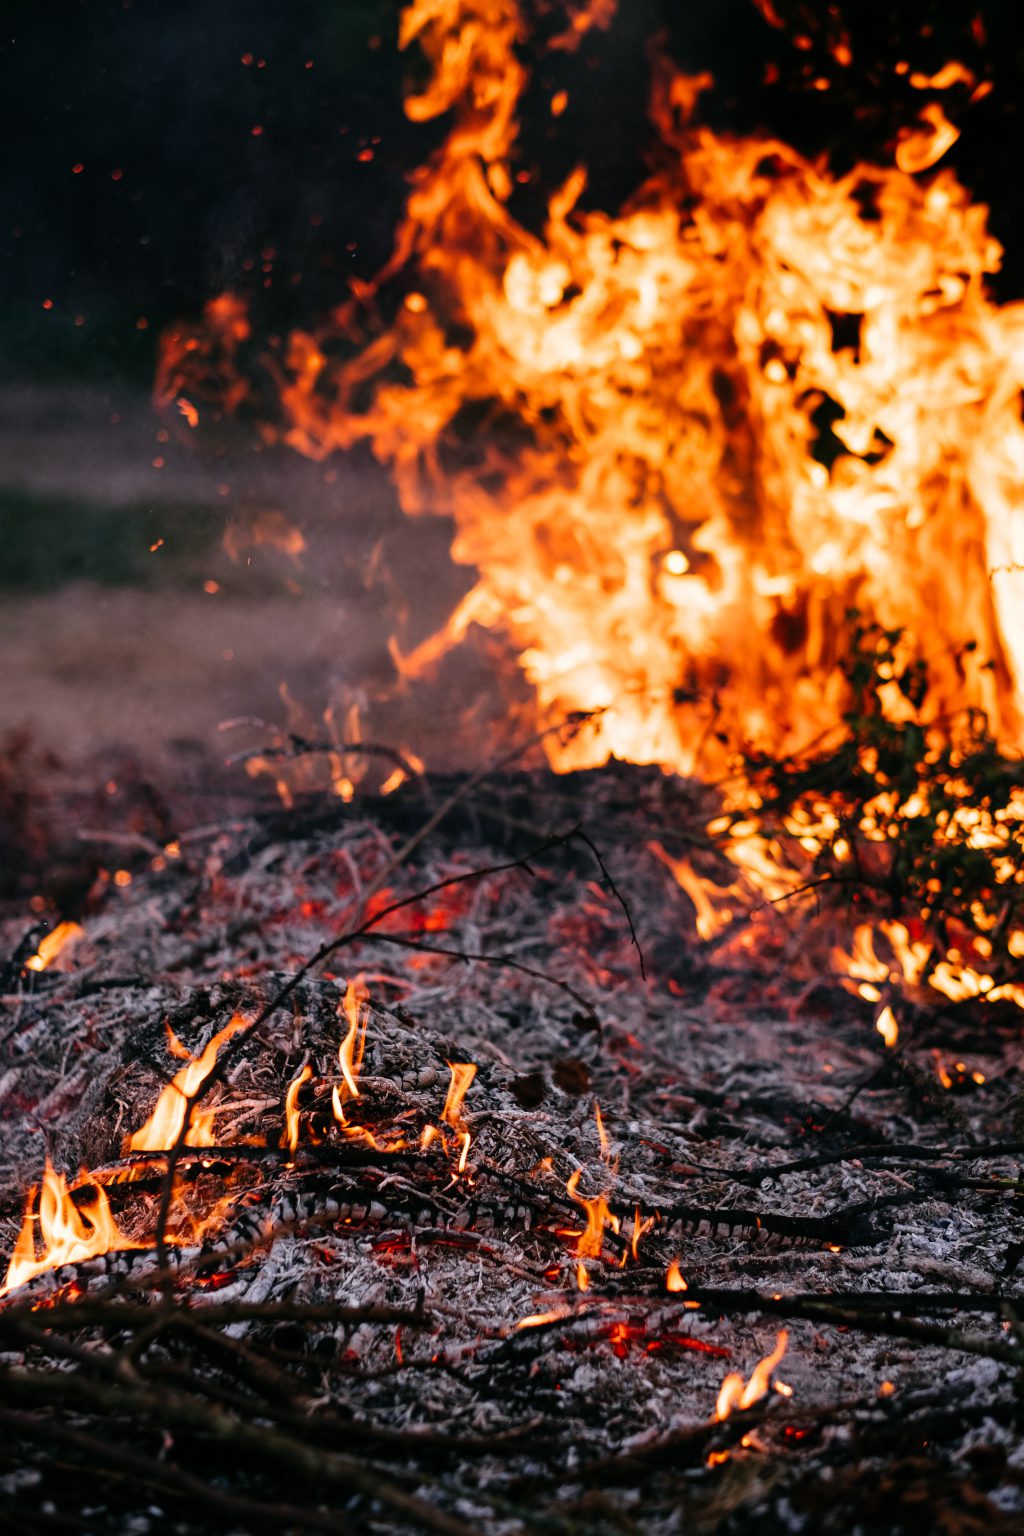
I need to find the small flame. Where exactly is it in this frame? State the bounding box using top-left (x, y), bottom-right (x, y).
top-left (629, 1205), bottom-right (655, 1262)
top-left (24, 921), bottom-right (83, 973)
top-left (442, 1062), bottom-right (477, 1128)
top-left (128, 1014), bottom-right (248, 1153)
top-left (331, 980), bottom-right (383, 1147)
top-left (876, 1004), bottom-right (899, 1049)
top-left (516, 1308), bottom-right (566, 1329)
top-left (1, 1163), bottom-right (132, 1297)
top-left (282, 1063), bottom-right (313, 1154)
top-left (566, 1168), bottom-right (619, 1261)
top-left (666, 1258), bottom-right (688, 1292)
top-left (714, 1330), bottom-right (789, 1421)
top-left (594, 1101), bottom-right (610, 1160)
top-left (337, 975), bottom-right (369, 1102)
top-left (895, 101), bottom-right (960, 174)
top-left (438, 1061), bottom-right (477, 1174)
top-left (650, 843), bottom-right (735, 940)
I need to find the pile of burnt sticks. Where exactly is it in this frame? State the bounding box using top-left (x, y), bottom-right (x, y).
top-left (0, 753), bottom-right (1022, 1535)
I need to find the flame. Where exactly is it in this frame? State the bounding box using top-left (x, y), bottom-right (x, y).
top-left (159, 2), bottom-right (1024, 1040)
top-left (434, 1060), bottom-right (477, 1173)
top-left (650, 842), bottom-right (735, 940)
top-left (338, 975), bottom-right (369, 1099)
top-left (128, 1014), bottom-right (248, 1153)
top-left (1, 1164), bottom-right (132, 1298)
top-left (168, 0), bottom-right (1024, 784)
top-left (442, 1061), bottom-right (477, 1128)
top-left (875, 1004), bottom-right (899, 1049)
top-left (629, 1205), bottom-right (655, 1263)
top-left (282, 1063), bottom-right (313, 1153)
top-left (714, 1330), bottom-right (789, 1421)
top-left (895, 102), bottom-right (960, 174)
top-left (516, 1308), bottom-right (567, 1329)
top-left (666, 1258), bottom-right (688, 1292)
top-left (24, 921), bottom-right (83, 973)
top-left (566, 1167), bottom-right (618, 1262)
top-left (594, 1101), bottom-right (611, 1162)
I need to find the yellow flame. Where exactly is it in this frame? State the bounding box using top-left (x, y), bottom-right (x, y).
top-left (442, 1061), bottom-right (477, 1128)
top-left (666, 1258), bottom-right (688, 1292)
top-left (128, 1015), bottom-right (248, 1153)
top-left (282, 1063), bottom-right (313, 1153)
top-left (24, 921), bottom-right (83, 973)
top-left (715, 1330), bottom-right (789, 1420)
top-left (566, 1167), bottom-right (619, 1261)
top-left (337, 975), bottom-right (369, 1102)
top-left (876, 1004), bottom-right (899, 1049)
top-left (1, 1163), bottom-right (132, 1298)
top-left (208, 0), bottom-right (1024, 783)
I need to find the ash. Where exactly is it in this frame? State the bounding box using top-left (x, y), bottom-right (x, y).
top-left (0, 764), bottom-right (1021, 1535)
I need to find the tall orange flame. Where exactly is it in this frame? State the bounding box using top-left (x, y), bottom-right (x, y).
top-left (204, 0), bottom-right (1022, 781)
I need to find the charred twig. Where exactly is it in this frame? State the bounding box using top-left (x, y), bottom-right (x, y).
top-left (571, 826), bottom-right (646, 978)
top-left (0, 1297), bottom-right (432, 1332)
top-left (152, 818), bottom-right (636, 1270)
top-left (0, 1362), bottom-right (476, 1536)
top-left (230, 736), bottom-right (425, 776)
top-left (356, 930), bottom-right (599, 1020)
top-left (0, 1404), bottom-right (359, 1535)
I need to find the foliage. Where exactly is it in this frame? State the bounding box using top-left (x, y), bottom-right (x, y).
top-left (741, 616), bottom-right (1024, 978)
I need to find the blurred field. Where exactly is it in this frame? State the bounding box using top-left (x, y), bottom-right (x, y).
top-left (0, 381), bottom-right (493, 772)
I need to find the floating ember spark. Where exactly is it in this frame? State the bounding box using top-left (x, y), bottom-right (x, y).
top-left (714, 1330), bottom-right (790, 1421)
top-left (128, 1014), bottom-right (248, 1152)
top-left (1, 1164), bottom-right (132, 1298)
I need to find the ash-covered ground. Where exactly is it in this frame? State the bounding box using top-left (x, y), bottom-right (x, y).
top-left (0, 763), bottom-right (1022, 1534)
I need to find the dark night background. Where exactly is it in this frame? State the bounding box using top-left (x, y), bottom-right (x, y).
top-left (2, 0), bottom-right (1022, 385)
